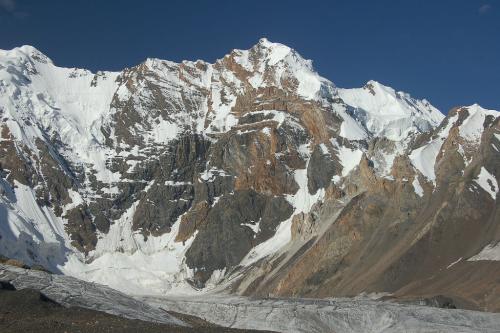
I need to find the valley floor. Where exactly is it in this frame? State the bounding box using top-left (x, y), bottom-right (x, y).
top-left (0, 288), bottom-right (274, 333)
top-left (2, 263), bottom-right (500, 333)
top-left (142, 294), bottom-right (500, 333)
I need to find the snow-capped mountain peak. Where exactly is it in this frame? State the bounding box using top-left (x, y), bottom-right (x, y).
top-left (451, 103), bottom-right (498, 141)
top-left (0, 45), bottom-right (53, 65)
top-left (337, 80), bottom-right (444, 141)
top-left (3, 40), bottom-right (497, 303)
top-left (227, 38), bottom-right (330, 100)
top-left (256, 37), bottom-right (293, 64)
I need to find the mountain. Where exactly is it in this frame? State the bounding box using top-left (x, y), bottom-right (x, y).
top-left (0, 39), bottom-right (499, 310)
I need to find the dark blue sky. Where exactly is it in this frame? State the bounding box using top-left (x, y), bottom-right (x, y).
top-left (1, 0), bottom-right (499, 112)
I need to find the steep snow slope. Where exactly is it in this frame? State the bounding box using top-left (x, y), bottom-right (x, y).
top-left (338, 80), bottom-right (444, 141)
top-left (0, 45), bottom-right (119, 177)
top-left (409, 112), bottom-right (459, 183)
top-left (409, 104), bottom-right (499, 188)
top-left (459, 104), bottom-right (499, 140)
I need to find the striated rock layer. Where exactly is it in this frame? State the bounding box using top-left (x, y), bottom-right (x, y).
top-left (0, 39), bottom-right (499, 311)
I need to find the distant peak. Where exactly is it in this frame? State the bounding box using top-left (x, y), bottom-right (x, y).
top-left (463, 103), bottom-right (498, 115)
top-left (365, 80), bottom-right (391, 90)
top-left (2, 45), bottom-right (52, 65)
top-left (363, 80), bottom-right (396, 96)
top-left (258, 37), bottom-right (272, 46)
top-left (230, 38), bottom-right (295, 68)
top-left (253, 38), bottom-right (291, 54)
top-left (467, 103), bottom-right (488, 111)
top-left (17, 45), bottom-right (42, 54)
top-left (257, 37), bottom-right (284, 48)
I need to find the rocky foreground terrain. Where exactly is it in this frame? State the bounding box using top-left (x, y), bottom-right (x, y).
top-left (0, 38), bottom-right (499, 330)
top-left (2, 263), bottom-right (500, 333)
top-left (0, 264), bottom-right (274, 333)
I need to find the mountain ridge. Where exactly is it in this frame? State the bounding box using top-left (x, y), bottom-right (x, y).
top-left (0, 40), bottom-right (499, 310)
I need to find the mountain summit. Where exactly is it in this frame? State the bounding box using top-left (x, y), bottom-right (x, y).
top-left (0, 40), bottom-right (499, 310)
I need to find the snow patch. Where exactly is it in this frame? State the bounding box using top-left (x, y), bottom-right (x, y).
top-left (412, 176), bottom-right (424, 197)
top-left (409, 141), bottom-right (442, 183)
top-left (446, 257), bottom-right (462, 269)
top-left (62, 203), bottom-right (201, 296)
top-left (241, 147), bottom-right (325, 267)
top-left (408, 115), bottom-right (457, 184)
top-left (200, 167), bottom-right (229, 182)
top-left (261, 127), bottom-right (271, 136)
top-left (474, 167), bottom-right (498, 200)
top-left (333, 103), bottom-right (369, 140)
top-left (242, 219), bottom-right (261, 235)
top-left (149, 119), bottom-right (180, 143)
top-left (334, 142), bottom-right (363, 177)
top-left (286, 168), bottom-right (325, 214)
top-left (459, 104), bottom-right (499, 141)
top-left (469, 243), bottom-right (500, 261)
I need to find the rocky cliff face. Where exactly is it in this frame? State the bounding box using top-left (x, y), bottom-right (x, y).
top-left (0, 39), bottom-right (499, 309)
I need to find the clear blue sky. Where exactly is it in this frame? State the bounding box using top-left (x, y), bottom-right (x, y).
top-left (1, 0), bottom-right (499, 112)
